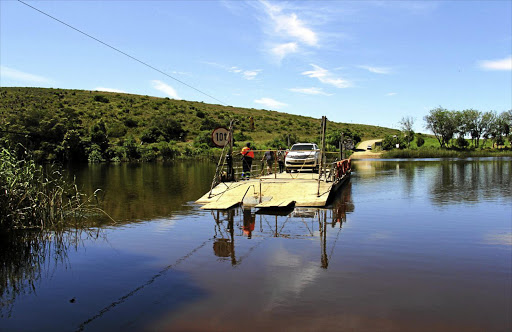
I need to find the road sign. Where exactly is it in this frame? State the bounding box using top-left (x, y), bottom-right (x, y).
top-left (212, 127), bottom-right (230, 147)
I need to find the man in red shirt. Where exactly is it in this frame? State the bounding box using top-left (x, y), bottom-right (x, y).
top-left (240, 143), bottom-right (254, 180)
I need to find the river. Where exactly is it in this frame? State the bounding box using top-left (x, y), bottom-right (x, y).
top-left (1, 158), bottom-right (511, 331)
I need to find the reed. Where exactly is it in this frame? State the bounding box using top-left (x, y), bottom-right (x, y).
top-left (0, 146), bottom-right (109, 231)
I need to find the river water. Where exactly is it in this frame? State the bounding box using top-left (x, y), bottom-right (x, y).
top-left (1, 159), bottom-right (511, 331)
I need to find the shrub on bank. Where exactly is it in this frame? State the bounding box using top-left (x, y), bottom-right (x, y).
top-left (382, 147), bottom-right (512, 158)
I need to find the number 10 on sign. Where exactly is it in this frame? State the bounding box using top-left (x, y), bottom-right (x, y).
top-left (212, 127), bottom-right (230, 147)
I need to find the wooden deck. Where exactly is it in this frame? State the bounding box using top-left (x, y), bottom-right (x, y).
top-left (196, 172), bottom-right (348, 209)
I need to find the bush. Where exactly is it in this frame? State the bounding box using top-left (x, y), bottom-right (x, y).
top-left (138, 145), bottom-right (157, 162)
top-left (93, 95), bottom-right (109, 103)
top-left (141, 126), bottom-right (164, 144)
top-left (88, 144), bottom-right (105, 163)
top-left (124, 118), bottom-right (138, 128)
top-left (194, 131), bottom-right (215, 147)
top-left (158, 141), bottom-right (180, 160)
top-left (123, 136), bottom-right (139, 160)
top-left (416, 136), bottom-right (425, 147)
top-left (456, 136), bottom-right (469, 149)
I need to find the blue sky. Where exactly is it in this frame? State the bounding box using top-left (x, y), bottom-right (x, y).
top-left (1, 0), bottom-right (511, 132)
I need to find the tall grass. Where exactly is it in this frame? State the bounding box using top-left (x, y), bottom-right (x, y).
top-left (382, 147), bottom-right (512, 159)
top-left (0, 146), bottom-right (107, 230)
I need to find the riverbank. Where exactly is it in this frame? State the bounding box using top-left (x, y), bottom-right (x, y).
top-left (381, 148), bottom-right (512, 159)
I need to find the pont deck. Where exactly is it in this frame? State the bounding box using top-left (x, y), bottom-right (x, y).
top-left (196, 172), bottom-right (348, 209)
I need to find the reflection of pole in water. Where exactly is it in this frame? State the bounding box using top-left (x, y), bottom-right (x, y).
top-left (212, 210), bottom-right (237, 266)
top-left (320, 210), bottom-right (328, 269)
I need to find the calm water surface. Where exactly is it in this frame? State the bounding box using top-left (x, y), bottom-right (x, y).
top-left (1, 159), bottom-right (511, 331)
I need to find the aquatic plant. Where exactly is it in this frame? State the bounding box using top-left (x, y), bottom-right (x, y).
top-left (0, 146), bottom-right (107, 230)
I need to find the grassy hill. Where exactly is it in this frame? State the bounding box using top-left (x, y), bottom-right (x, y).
top-left (0, 87), bottom-right (400, 162)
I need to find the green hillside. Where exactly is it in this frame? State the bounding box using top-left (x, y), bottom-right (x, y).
top-left (0, 87), bottom-right (400, 162)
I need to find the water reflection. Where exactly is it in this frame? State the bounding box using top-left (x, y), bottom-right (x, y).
top-left (429, 159), bottom-right (511, 205)
top-left (0, 228), bottom-right (103, 318)
top-left (66, 161), bottom-right (215, 222)
top-left (211, 183), bottom-right (354, 269)
top-left (353, 158), bottom-right (511, 205)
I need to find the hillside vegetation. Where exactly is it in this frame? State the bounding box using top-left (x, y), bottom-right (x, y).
top-left (0, 87), bottom-right (399, 162)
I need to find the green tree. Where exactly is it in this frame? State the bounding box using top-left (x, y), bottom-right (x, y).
top-left (325, 128), bottom-right (361, 150)
top-left (123, 136), bottom-right (139, 160)
top-left (152, 114), bottom-right (187, 141)
top-left (460, 109), bottom-right (483, 148)
top-left (382, 135), bottom-right (405, 150)
top-left (90, 120), bottom-right (109, 152)
top-left (424, 107), bottom-right (456, 148)
top-left (399, 116), bottom-right (414, 148)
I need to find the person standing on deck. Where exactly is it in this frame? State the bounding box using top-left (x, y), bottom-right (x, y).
top-left (240, 142), bottom-right (254, 180)
top-left (262, 149), bottom-right (274, 175)
top-left (277, 147), bottom-right (285, 173)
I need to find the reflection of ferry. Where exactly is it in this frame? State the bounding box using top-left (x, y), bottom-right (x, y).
top-left (211, 184), bottom-right (354, 269)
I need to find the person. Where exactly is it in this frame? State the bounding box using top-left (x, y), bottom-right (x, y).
top-left (262, 149), bottom-right (274, 175)
top-left (249, 116), bottom-right (254, 131)
top-left (243, 209), bottom-right (255, 239)
top-left (277, 147), bottom-right (285, 173)
top-left (240, 142), bottom-right (254, 180)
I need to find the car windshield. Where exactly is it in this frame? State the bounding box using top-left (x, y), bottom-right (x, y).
top-left (291, 144), bottom-right (315, 151)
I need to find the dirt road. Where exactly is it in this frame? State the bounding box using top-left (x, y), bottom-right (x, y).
top-left (350, 139), bottom-right (383, 159)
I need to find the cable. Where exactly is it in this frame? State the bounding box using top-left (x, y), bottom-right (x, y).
top-left (16, 0), bottom-right (228, 106)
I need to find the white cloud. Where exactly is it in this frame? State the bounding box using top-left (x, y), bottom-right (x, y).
top-left (254, 97), bottom-right (288, 109)
top-left (289, 87), bottom-right (332, 96)
top-left (151, 80), bottom-right (180, 99)
top-left (242, 70), bottom-right (261, 80)
top-left (386, 92), bottom-right (397, 96)
top-left (95, 87), bottom-right (126, 93)
top-left (302, 64), bottom-right (352, 88)
top-left (0, 66), bottom-right (51, 84)
top-left (358, 65), bottom-right (392, 74)
top-left (262, 1), bottom-right (318, 46)
top-left (271, 42), bottom-right (298, 61)
top-left (229, 66), bottom-right (243, 73)
top-left (479, 56), bottom-right (512, 71)
top-left (208, 64), bottom-right (261, 80)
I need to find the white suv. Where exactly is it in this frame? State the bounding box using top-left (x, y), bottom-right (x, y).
top-left (285, 143), bottom-right (320, 172)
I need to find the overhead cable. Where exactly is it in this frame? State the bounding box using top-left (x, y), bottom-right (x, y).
top-left (17, 0), bottom-right (228, 106)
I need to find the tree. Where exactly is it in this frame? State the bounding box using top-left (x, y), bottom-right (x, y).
top-left (90, 120), bottom-right (109, 153)
top-left (399, 116), bottom-right (414, 148)
top-left (325, 128), bottom-right (361, 150)
top-left (424, 107), bottom-right (456, 148)
top-left (381, 135), bottom-right (405, 150)
top-left (498, 110), bottom-right (511, 145)
top-left (151, 114), bottom-right (187, 141)
top-left (480, 111), bottom-right (497, 147)
top-left (460, 109), bottom-right (483, 148)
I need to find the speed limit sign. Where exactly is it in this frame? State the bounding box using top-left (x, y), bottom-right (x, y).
top-left (211, 127), bottom-right (230, 147)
